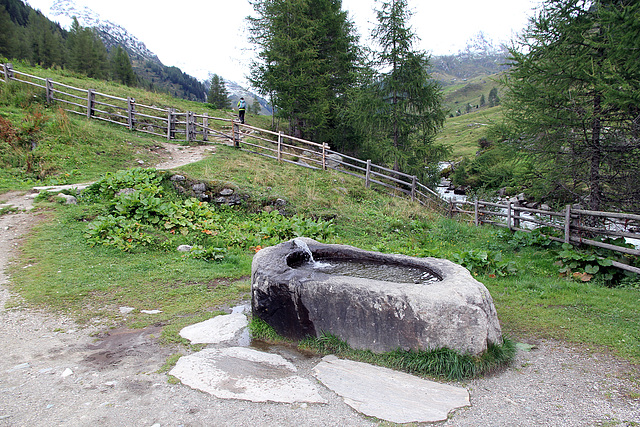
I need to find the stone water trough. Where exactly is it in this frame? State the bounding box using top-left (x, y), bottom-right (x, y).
top-left (251, 238), bottom-right (503, 356)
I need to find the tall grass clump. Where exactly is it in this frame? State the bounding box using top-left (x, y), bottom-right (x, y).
top-left (249, 318), bottom-right (516, 380)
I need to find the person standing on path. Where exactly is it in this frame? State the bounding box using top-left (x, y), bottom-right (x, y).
top-left (237, 97), bottom-right (246, 124)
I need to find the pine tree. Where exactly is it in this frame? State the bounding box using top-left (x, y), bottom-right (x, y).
top-left (26, 10), bottom-right (65, 67)
top-left (488, 87), bottom-right (500, 107)
top-left (67, 17), bottom-right (107, 78)
top-left (0, 5), bottom-right (15, 58)
top-left (500, 0), bottom-right (640, 212)
top-left (111, 45), bottom-right (136, 86)
top-left (252, 98), bottom-right (261, 115)
top-left (207, 74), bottom-right (230, 109)
top-left (247, 0), bottom-right (358, 141)
top-left (351, 0), bottom-right (447, 183)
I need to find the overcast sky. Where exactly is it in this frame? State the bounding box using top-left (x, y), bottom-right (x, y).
top-left (25, 0), bottom-right (542, 87)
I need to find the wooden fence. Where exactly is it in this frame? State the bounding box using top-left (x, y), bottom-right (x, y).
top-left (0, 63), bottom-right (447, 213)
top-left (449, 199), bottom-right (640, 274)
top-left (2, 63), bottom-right (638, 273)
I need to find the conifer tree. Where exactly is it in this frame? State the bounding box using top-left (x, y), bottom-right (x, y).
top-left (351, 0), bottom-right (446, 184)
top-left (67, 17), bottom-right (107, 78)
top-left (26, 10), bottom-right (64, 67)
top-left (247, 0), bottom-right (358, 142)
top-left (251, 98), bottom-right (261, 115)
top-left (0, 5), bottom-right (15, 58)
top-left (488, 87), bottom-right (500, 107)
top-left (207, 74), bottom-right (230, 109)
top-left (500, 0), bottom-right (640, 212)
top-left (111, 45), bottom-right (136, 86)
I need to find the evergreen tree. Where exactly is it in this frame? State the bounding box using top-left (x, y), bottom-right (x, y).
top-left (488, 87), bottom-right (500, 107)
top-left (67, 17), bottom-right (107, 78)
top-left (111, 45), bottom-right (136, 86)
top-left (480, 93), bottom-right (486, 107)
top-left (207, 74), bottom-right (229, 109)
top-left (351, 0), bottom-right (447, 183)
top-left (0, 5), bottom-right (15, 58)
top-left (500, 0), bottom-right (640, 212)
top-left (26, 10), bottom-right (65, 67)
top-left (247, 0), bottom-right (358, 142)
top-left (252, 98), bottom-right (261, 115)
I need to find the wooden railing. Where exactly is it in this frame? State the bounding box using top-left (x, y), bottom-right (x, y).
top-left (0, 63), bottom-right (447, 213)
top-left (449, 199), bottom-right (640, 274)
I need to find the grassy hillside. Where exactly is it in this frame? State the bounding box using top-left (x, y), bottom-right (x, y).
top-left (0, 62), bottom-right (271, 191)
top-left (1, 65), bottom-right (639, 366)
top-left (436, 73), bottom-right (505, 159)
top-left (437, 106), bottom-right (503, 159)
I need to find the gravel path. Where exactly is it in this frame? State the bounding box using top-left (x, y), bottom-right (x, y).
top-left (0, 144), bottom-right (638, 426)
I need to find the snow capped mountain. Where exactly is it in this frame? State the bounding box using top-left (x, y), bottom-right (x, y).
top-left (45, 0), bottom-right (158, 61)
top-left (26, 0), bottom-right (267, 107)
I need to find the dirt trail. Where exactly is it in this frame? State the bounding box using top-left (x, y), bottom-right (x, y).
top-left (0, 144), bottom-right (638, 426)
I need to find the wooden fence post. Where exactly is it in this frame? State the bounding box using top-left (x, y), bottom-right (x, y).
top-left (167, 108), bottom-right (175, 140)
top-left (365, 160), bottom-right (371, 188)
top-left (233, 122), bottom-right (240, 147)
top-left (203, 113), bottom-right (209, 142)
top-left (277, 132), bottom-right (282, 161)
top-left (3, 63), bottom-right (12, 83)
top-left (86, 89), bottom-right (94, 118)
top-left (411, 176), bottom-right (417, 201)
top-left (45, 79), bottom-right (53, 103)
top-left (507, 202), bottom-right (512, 231)
top-left (474, 200), bottom-right (479, 226)
top-left (127, 97), bottom-right (135, 130)
top-left (564, 204), bottom-right (572, 244)
top-left (513, 204), bottom-right (520, 229)
top-left (322, 143), bottom-right (327, 170)
top-left (186, 111), bottom-right (193, 142)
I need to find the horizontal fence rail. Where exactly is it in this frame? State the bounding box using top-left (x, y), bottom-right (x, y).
top-left (3, 63), bottom-right (637, 273)
top-left (449, 199), bottom-right (640, 274)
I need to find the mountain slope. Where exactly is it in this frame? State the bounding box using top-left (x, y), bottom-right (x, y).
top-left (27, 0), bottom-right (206, 101)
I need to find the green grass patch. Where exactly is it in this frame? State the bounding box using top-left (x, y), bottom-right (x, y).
top-left (437, 106), bottom-right (503, 158)
top-left (249, 318), bottom-right (516, 380)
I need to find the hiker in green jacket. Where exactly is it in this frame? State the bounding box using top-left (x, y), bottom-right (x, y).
top-left (237, 97), bottom-right (246, 124)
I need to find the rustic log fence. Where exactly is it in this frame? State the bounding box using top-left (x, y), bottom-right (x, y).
top-left (2, 64), bottom-right (638, 272)
top-left (449, 199), bottom-right (640, 274)
top-left (0, 63), bottom-right (447, 214)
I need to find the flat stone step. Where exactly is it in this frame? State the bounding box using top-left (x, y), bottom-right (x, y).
top-left (313, 355), bottom-right (470, 423)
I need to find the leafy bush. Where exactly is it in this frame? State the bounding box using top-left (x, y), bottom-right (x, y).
top-left (83, 167), bottom-right (165, 200)
top-left (451, 249), bottom-right (517, 277)
top-left (554, 241), bottom-right (637, 285)
top-left (82, 168), bottom-right (336, 253)
top-left (182, 245), bottom-right (227, 262)
top-left (84, 214), bottom-right (154, 251)
top-left (497, 228), bottom-right (558, 251)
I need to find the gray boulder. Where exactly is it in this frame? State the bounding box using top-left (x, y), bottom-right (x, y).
top-left (192, 183), bottom-right (206, 193)
top-left (252, 238), bottom-right (502, 356)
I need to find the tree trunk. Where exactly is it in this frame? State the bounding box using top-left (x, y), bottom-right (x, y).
top-left (589, 93), bottom-right (602, 212)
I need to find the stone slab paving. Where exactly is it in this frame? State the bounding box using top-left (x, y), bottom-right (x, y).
top-left (313, 355), bottom-right (470, 424)
top-left (174, 312), bottom-right (472, 423)
top-left (179, 312), bottom-right (248, 344)
top-left (169, 347), bottom-right (327, 404)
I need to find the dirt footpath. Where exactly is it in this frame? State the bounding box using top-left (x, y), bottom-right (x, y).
top-left (0, 144), bottom-right (639, 426)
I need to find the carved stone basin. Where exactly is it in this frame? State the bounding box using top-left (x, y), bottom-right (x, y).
top-left (251, 238), bottom-right (503, 356)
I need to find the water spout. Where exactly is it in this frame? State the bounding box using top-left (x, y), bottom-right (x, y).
top-left (293, 238), bottom-right (315, 263)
